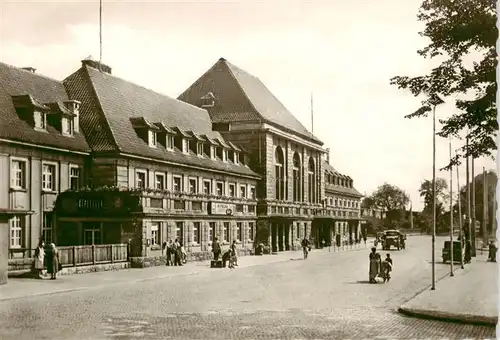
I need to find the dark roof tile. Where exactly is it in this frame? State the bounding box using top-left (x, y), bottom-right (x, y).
top-left (0, 62), bottom-right (90, 152)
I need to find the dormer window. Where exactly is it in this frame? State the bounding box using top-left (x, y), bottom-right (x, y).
top-left (148, 130), bottom-right (157, 147)
top-left (34, 111), bottom-right (46, 130)
top-left (223, 149), bottom-right (228, 162)
top-left (234, 152), bottom-right (239, 165)
top-left (167, 135), bottom-right (174, 150)
top-left (62, 116), bottom-right (74, 136)
top-left (200, 92), bottom-right (216, 108)
top-left (216, 147), bottom-right (223, 160)
top-left (130, 117), bottom-right (159, 148)
top-left (197, 143), bottom-right (203, 156)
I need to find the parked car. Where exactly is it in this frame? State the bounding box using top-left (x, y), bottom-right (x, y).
top-left (442, 240), bottom-right (464, 263)
top-left (382, 230), bottom-right (404, 250)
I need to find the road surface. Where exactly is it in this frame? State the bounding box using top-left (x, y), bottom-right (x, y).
top-left (0, 236), bottom-right (495, 339)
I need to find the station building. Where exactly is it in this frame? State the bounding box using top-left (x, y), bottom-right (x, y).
top-left (178, 58), bottom-right (363, 251)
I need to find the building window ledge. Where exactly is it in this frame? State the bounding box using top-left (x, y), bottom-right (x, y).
top-left (9, 187), bottom-right (27, 193)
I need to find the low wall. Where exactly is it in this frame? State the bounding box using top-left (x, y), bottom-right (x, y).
top-left (8, 258), bottom-right (129, 277)
top-left (131, 248), bottom-right (255, 268)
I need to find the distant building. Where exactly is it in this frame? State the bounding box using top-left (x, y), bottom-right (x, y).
top-left (0, 62), bottom-right (91, 260)
top-left (179, 58), bottom-right (363, 250)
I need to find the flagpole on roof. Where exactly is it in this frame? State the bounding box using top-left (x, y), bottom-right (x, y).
top-left (310, 92), bottom-right (314, 134)
top-left (99, 0), bottom-right (103, 72)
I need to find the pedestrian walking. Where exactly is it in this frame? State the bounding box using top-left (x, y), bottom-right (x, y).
top-left (173, 239), bottom-right (183, 266)
top-left (165, 239), bottom-right (173, 266)
top-left (33, 240), bottom-right (45, 279)
top-left (46, 243), bottom-right (61, 280)
top-left (212, 237), bottom-right (221, 261)
top-left (465, 239), bottom-right (472, 264)
top-left (381, 254), bottom-right (393, 282)
top-left (368, 247), bottom-right (380, 283)
top-left (301, 238), bottom-right (310, 259)
top-left (230, 240), bottom-right (238, 267)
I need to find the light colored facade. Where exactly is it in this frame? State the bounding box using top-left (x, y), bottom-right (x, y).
top-left (0, 63), bottom-right (91, 259)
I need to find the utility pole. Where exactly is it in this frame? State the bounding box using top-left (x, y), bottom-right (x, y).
top-left (456, 151), bottom-right (464, 269)
top-left (449, 137), bottom-right (454, 276)
top-left (466, 137), bottom-right (472, 255)
top-left (431, 103), bottom-right (437, 290)
top-left (471, 158), bottom-right (476, 256)
top-left (483, 167), bottom-right (489, 247)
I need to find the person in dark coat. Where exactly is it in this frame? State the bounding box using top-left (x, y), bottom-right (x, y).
top-left (465, 240), bottom-right (472, 264)
top-left (212, 237), bottom-right (221, 261)
top-left (46, 243), bottom-right (60, 280)
top-left (222, 249), bottom-right (232, 268)
top-left (173, 239), bottom-right (182, 266)
top-left (165, 240), bottom-right (173, 266)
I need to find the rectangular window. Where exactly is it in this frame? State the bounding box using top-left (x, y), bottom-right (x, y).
top-left (240, 185), bottom-right (246, 198)
top-left (229, 183), bottom-right (235, 197)
top-left (42, 163), bottom-right (56, 191)
top-left (42, 212), bottom-right (54, 244)
top-left (248, 205), bottom-right (255, 213)
top-left (216, 182), bottom-right (224, 196)
top-left (235, 204), bottom-right (243, 213)
top-left (223, 222), bottom-right (230, 242)
top-left (176, 222), bottom-right (184, 245)
top-left (11, 159), bottom-right (26, 189)
top-left (234, 152), bottom-right (239, 165)
top-left (148, 130), bottom-right (157, 147)
top-left (155, 173), bottom-right (165, 190)
top-left (62, 117), bottom-right (73, 136)
top-left (70, 166), bottom-right (81, 190)
top-left (223, 150), bottom-right (228, 162)
top-left (203, 180), bottom-right (211, 195)
top-left (250, 187), bottom-right (256, 199)
top-left (193, 222), bottom-right (201, 244)
top-left (34, 111), bottom-right (46, 130)
top-left (248, 222), bottom-right (255, 241)
top-left (173, 176), bottom-right (182, 192)
top-left (192, 201), bottom-right (202, 211)
top-left (135, 170), bottom-right (147, 189)
top-left (167, 135), bottom-right (174, 150)
top-left (189, 178), bottom-right (197, 194)
top-left (296, 224), bottom-right (300, 239)
top-left (151, 222), bottom-right (160, 246)
top-left (209, 222), bottom-right (215, 243)
top-left (197, 143), bottom-right (203, 156)
top-left (236, 222), bottom-right (242, 242)
top-left (9, 216), bottom-right (24, 248)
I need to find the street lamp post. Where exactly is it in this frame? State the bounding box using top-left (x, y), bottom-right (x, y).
top-left (428, 93), bottom-right (444, 291)
top-left (449, 137), bottom-right (454, 276)
top-left (456, 152), bottom-right (464, 269)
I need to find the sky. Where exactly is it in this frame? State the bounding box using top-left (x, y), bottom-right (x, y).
top-left (0, 0), bottom-right (496, 211)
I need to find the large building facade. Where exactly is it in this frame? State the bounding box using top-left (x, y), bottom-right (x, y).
top-left (2, 57), bottom-right (364, 264)
top-left (0, 63), bottom-right (91, 261)
top-left (178, 58), bottom-right (363, 251)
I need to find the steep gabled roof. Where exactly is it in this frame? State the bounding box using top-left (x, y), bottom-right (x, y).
top-left (178, 58), bottom-right (323, 145)
top-left (63, 63), bottom-right (259, 178)
top-left (0, 62), bottom-right (90, 152)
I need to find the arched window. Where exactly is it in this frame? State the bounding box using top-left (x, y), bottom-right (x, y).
top-left (292, 152), bottom-right (301, 202)
top-left (307, 157), bottom-right (315, 203)
top-left (275, 146), bottom-right (285, 200)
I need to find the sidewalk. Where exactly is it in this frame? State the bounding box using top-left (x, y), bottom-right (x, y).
top-left (399, 254), bottom-right (498, 326)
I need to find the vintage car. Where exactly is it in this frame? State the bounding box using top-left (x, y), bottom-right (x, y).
top-left (442, 240), bottom-right (464, 263)
top-left (382, 230), bottom-right (405, 250)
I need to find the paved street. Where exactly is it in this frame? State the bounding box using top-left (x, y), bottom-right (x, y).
top-left (0, 236), bottom-right (495, 339)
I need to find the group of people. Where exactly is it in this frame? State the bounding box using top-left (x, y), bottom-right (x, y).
top-left (212, 238), bottom-right (238, 269)
top-left (162, 239), bottom-right (187, 266)
top-left (33, 240), bottom-right (61, 280)
top-left (368, 247), bottom-right (393, 283)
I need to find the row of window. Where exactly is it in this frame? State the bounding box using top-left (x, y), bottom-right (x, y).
top-left (325, 172), bottom-right (354, 188)
top-left (146, 128), bottom-right (242, 165)
top-left (34, 111), bottom-right (75, 137)
top-left (9, 213), bottom-right (54, 248)
top-left (11, 159), bottom-right (81, 191)
top-left (149, 221), bottom-right (255, 246)
top-left (275, 147), bottom-right (317, 203)
top-left (325, 196), bottom-right (360, 209)
top-left (135, 170), bottom-right (256, 198)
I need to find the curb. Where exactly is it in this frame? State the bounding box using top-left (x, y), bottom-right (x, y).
top-left (398, 307), bottom-right (497, 327)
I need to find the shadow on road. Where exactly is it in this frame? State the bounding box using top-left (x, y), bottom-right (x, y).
top-left (345, 280), bottom-right (372, 284)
